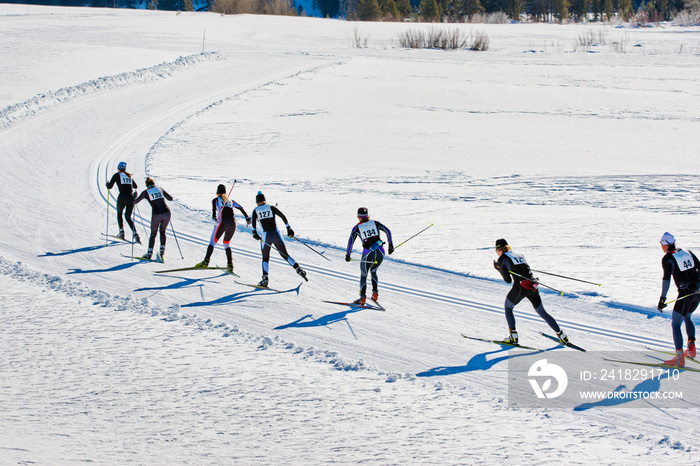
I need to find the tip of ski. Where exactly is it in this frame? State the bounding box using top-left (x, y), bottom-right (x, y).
top-left (121, 253), bottom-right (163, 263)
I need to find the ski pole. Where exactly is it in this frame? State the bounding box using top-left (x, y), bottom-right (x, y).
top-left (106, 187), bottom-right (110, 245)
top-left (290, 236), bottom-right (330, 261)
top-left (509, 271), bottom-right (564, 296)
top-left (168, 218), bottom-right (184, 259)
top-left (665, 291), bottom-right (700, 306)
top-left (227, 179), bottom-right (237, 197)
top-left (393, 223), bottom-right (434, 251)
top-left (530, 269), bottom-right (601, 287)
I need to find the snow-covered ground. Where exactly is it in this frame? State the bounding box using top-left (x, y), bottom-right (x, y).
top-left (1, 5), bottom-right (700, 463)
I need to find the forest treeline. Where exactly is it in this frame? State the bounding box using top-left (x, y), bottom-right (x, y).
top-left (7, 0), bottom-right (699, 26)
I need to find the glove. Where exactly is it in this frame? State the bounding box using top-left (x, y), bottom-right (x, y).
top-left (345, 254), bottom-right (351, 262)
top-left (493, 260), bottom-right (501, 271)
top-left (133, 191), bottom-right (138, 199)
top-left (388, 243), bottom-right (394, 255)
top-left (287, 226), bottom-right (295, 237)
top-left (105, 182), bottom-right (110, 189)
top-left (245, 217), bottom-right (251, 225)
top-left (212, 214), bottom-right (217, 221)
top-left (657, 297), bottom-right (667, 311)
top-left (252, 231), bottom-right (261, 241)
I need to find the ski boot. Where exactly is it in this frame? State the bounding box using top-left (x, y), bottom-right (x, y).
top-left (257, 275), bottom-right (269, 288)
top-left (296, 267), bottom-right (308, 281)
top-left (143, 248), bottom-right (153, 260)
top-left (686, 340), bottom-right (696, 358)
top-left (158, 245), bottom-right (165, 262)
top-left (133, 232), bottom-right (141, 244)
top-left (505, 329), bottom-right (518, 344)
top-left (353, 295), bottom-right (367, 306)
top-left (556, 330), bottom-right (569, 344)
top-left (664, 350), bottom-right (685, 367)
top-left (371, 291), bottom-right (379, 302)
top-left (195, 258), bottom-right (210, 269)
top-left (225, 248), bottom-right (233, 273)
top-left (116, 228), bottom-right (125, 240)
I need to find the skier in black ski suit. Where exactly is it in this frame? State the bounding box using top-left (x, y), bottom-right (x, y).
top-left (493, 238), bottom-right (567, 345)
top-left (250, 191), bottom-right (307, 287)
top-left (105, 161), bottom-right (140, 243)
top-left (657, 232), bottom-right (700, 367)
top-left (134, 177), bottom-right (173, 261)
top-left (196, 184), bottom-right (250, 272)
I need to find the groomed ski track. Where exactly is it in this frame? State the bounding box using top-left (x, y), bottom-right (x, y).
top-left (0, 32), bottom-right (692, 450)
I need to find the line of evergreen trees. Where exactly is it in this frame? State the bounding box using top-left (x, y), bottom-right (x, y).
top-left (6, 0), bottom-right (696, 21)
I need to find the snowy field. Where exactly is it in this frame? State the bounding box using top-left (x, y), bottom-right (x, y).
top-left (1, 4), bottom-right (700, 463)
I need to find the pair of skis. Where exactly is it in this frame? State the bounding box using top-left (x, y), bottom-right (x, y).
top-left (323, 299), bottom-right (386, 311)
top-left (461, 331), bottom-right (585, 352)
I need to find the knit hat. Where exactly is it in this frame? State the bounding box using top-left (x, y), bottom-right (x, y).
top-left (660, 232), bottom-right (675, 246)
top-left (145, 177), bottom-right (155, 188)
top-left (357, 207), bottom-right (369, 218)
top-left (256, 191), bottom-right (266, 203)
top-left (495, 238), bottom-right (508, 249)
top-left (217, 184), bottom-right (226, 195)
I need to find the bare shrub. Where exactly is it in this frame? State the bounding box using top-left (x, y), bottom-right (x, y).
top-left (397, 28), bottom-right (427, 47)
top-left (574, 29), bottom-right (608, 52)
top-left (611, 33), bottom-right (629, 52)
top-left (349, 27), bottom-right (369, 48)
top-left (470, 30), bottom-right (490, 50)
top-left (674, 8), bottom-right (700, 26)
top-left (397, 28), bottom-right (489, 50)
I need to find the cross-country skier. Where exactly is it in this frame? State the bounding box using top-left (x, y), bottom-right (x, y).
top-left (196, 184), bottom-right (250, 272)
top-left (105, 161), bottom-right (140, 243)
top-left (657, 232), bottom-right (700, 367)
top-left (250, 191), bottom-right (307, 287)
top-left (493, 238), bottom-right (567, 345)
top-left (345, 207), bottom-right (393, 306)
top-left (134, 177), bottom-right (173, 261)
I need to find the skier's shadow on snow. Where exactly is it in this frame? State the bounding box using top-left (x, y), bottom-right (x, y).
top-left (137, 275), bottom-right (229, 292)
top-left (275, 308), bottom-right (364, 330)
top-left (39, 242), bottom-right (123, 258)
top-left (67, 261), bottom-right (140, 274)
top-left (180, 290), bottom-right (261, 308)
top-left (417, 346), bottom-right (549, 377)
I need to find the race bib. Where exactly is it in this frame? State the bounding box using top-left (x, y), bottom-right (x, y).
top-left (505, 251), bottom-right (527, 265)
top-left (119, 172), bottom-right (132, 185)
top-left (256, 204), bottom-right (273, 220)
top-left (673, 249), bottom-right (695, 272)
top-left (358, 221), bottom-right (379, 240)
top-left (147, 187), bottom-right (163, 201)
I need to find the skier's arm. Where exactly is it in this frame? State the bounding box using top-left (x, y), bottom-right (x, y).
top-left (161, 189), bottom-right (173, 202)
top-left (134, 190), bottom-right (147, 204)
top-left (377, 221), bottom-right (394, 253)
top-left (232, 201), bottom-right (250, 222)
top-left (346, 227), bottom-right (359, 256)
top-left (271, 205), bottom-right (289, 227)
top-left (498, 256), bottom-right (513, 283)
top-left (660, 256), bottom-right (674, 299)
top-left (106, 173), bottom-right (118, 189)
top-left (211, 198), bottom-right (218, 221)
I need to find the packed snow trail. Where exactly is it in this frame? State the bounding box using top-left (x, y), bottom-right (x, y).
top-left (2, 7), bottom-right (700, 463)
